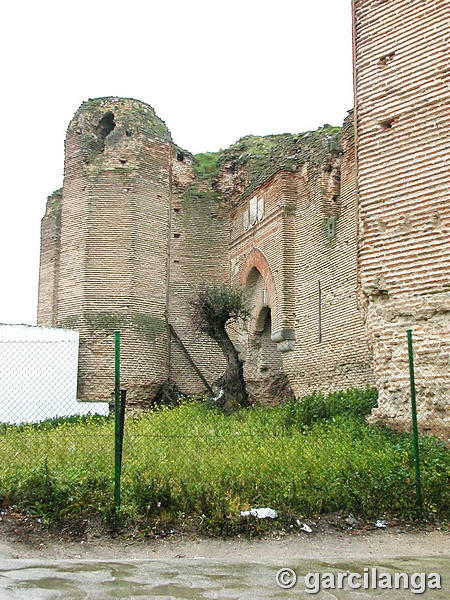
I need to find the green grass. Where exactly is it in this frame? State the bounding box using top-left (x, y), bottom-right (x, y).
top-left (0, 389), bottom-right (448, 535)
top-left (192, 152), bottom-right (220, 180)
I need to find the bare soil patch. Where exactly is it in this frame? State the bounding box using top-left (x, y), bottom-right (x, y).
top-left (0, 507), bottom-right (447, 561)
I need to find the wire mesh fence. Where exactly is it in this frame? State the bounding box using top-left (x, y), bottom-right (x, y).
top-left (0, 337), bottom-right (108, 425)
top-left (0, 326), bottom-right (448, 531)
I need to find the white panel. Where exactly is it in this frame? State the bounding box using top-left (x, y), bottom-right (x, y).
top-left (243, 209), bottom-right (249, 230)
top-left (249, 196), bottom-right (257, 226)
top-left (257, 196), bottom-right (264, 221)
top-left (0, 325), bottom-right (109, 424)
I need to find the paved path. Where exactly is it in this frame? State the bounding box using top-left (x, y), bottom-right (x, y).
top-left (0, 556), bottom-right (448, 599)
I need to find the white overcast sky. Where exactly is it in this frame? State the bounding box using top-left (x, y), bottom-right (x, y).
top-left (0, 0), bottom-right (354, 325)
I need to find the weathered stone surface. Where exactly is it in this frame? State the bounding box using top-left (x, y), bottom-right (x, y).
top-left (37, 1), bottom-right (449, 437)
top-left (353, 0), bottom-right (450, 438)
top-left (39, 103), bottom-right (373, 408)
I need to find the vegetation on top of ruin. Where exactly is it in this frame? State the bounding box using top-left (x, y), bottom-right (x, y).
top-left (192, 152), bottom-right (220, 180)
top-left (189, 123), bottom-right (343, 203)
top-left (44, 188), bottom-right (62, 218)
top-left (71, 98), bottom-right (172, 173)
top-left (224, 124), bottom-right (342, 199)
top-left (61, 97), bottom-right (351, 203)
top-left (76, 97), bottom-right (171, 141)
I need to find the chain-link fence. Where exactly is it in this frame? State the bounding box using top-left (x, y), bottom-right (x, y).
top-left (0, 326), bottom-right (448, 533)
top-left (0, 334), bottom-right (108, 425)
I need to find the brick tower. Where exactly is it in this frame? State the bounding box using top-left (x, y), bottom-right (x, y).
top-left (352, 0), bottom-right (450, 433)
top-left (39, 98), bottom-right (173, 405)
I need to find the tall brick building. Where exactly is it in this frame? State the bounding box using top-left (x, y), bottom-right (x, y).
top-left (353, 0), bottom-right (449, 433)
top-left (38, 0), bottom-right (448, 432)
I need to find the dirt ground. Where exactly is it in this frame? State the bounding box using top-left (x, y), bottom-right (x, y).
top-left (0, 508), bottom-right (448, 561)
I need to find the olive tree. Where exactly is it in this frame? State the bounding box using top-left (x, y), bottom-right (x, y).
top-left (190, 283), bottom-right (250, 413)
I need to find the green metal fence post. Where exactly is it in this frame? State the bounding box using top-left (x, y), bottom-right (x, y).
top-left (406, 329), bottom-right (423, 511)
top-left (114, 330), bottom-right (121, 513)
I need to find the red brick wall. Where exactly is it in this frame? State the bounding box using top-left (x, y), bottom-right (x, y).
top-left (42, 98), bottom-right (173, 405)
top-left (229, 120), bottom-right (373, 401)
top-left (353, 0), bottom-right (450, 432)
top-left (37, 189), bottom-right (61, 327)
top-left (167, 152), bottom-right (228, 394)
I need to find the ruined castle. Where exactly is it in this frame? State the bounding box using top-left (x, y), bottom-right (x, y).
top-left (38, 0), bottom-right (449, 433)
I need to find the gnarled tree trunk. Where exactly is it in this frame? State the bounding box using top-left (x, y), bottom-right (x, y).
top-left (213, 324), bottom-right (248, 413)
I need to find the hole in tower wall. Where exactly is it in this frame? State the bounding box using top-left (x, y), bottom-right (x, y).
top-left (378, 51), bottom-right (395, 66)
top-left (95, 112), bottom-right (116, 152)
top-left (177, 152), bottom-right (185, 162)
top-left (97, 112), bottom-right (116, 139)
top-left (380, 117), bottom-right (397, 130)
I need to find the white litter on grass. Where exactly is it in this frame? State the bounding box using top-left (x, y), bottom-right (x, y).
top-left (296, 520), bottom-right (313, 533)
top-left (212, 388), bottom-right (224, 402)
top-left (375, 519), bottom-right (387, 528)
top-left (240, 507), bottom-right (278, 519)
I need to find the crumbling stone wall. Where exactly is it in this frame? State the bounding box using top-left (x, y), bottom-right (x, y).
top-left (38, 189), bottom-right (62, 327)
top-left (228, 116), bottom-right (373, 402)
top-left (37, 3), bottom-right (448, 429)
top-left (38, 98), bottom-right (374, 407)
top-left (38, 98), bottom-right (230, 404)
top-left (40, 98), bottom-right (173, 406)
top-left (353, 0), bottom-right (450, 434)
top-left (168, 148), bottom-right (228, 394)
top-left (38, 98), bottom-right (374, 409)
top-left (283, 115), bottom-right (373, 396)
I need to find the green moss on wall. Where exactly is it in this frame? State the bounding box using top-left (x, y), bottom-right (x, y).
top-left (44, 188), bottom-right (62, 220)
top-left (182, 185), bottom-right (221, 206)
top-left (182, 123), bottom-right (344, 206)
top-left (82, 311), bottom-right (166, 341)
top-left (222, 125), bottom-right (342, 200)
top-left (73, 97), bottom-right (172, 143)
top-left (58, 315), bottom-right (79, 329)
top-left (84, 311), bottom-right (123, 331)
top-left (133, 313), bottom-right (167, 340)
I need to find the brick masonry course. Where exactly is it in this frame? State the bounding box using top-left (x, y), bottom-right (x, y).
top-left (37, 0), bottom-right (449, 436)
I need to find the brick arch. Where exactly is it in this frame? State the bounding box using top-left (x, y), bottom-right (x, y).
top-left (240, 248), bottom-right (277, 311)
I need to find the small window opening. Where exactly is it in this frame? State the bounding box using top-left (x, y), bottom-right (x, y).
top-left (326, 217), bottom-right (336, 240)
top-left (120, 159), bottom-right (127, 164)
top-left (328, 221), bottom-right (334, 237)
top-left (125, 130), bottom-right (132, 137)
top-left (333, 195), bottom-right (339, 203)
top-left (177, 152), bottom-right (185, 162)
top-left (174, 233), bottom-right (181, 238)
top-left (174, 207), bottom-right (180, 213)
